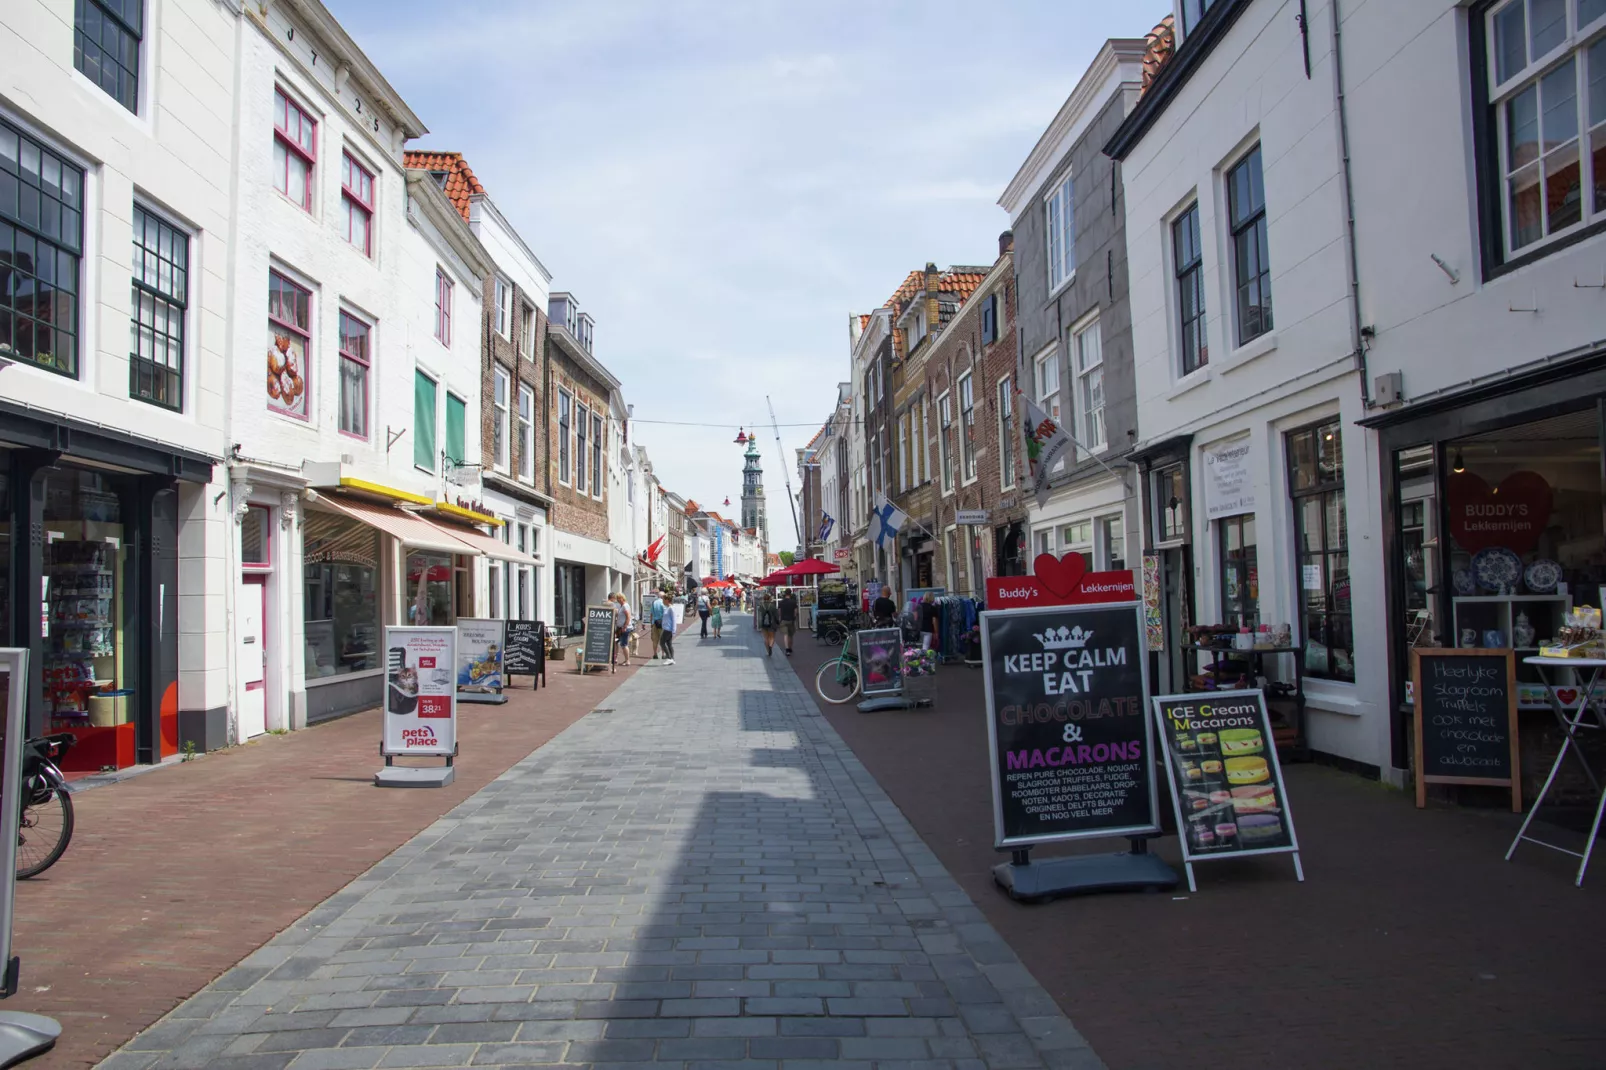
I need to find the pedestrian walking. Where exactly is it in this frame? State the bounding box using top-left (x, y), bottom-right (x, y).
top-left (757, 593), bottom-right (780, 656)
top-left (698, 592), bottom-right (711, 637)
top-left (918, 591), bottom-right (940, 651)
top-left (650, 590), bottom-right (665, 659)
top-left (871, 581), bottom-right (897, 628)
top-left (711, 601), bottom-right (723, 638)
top-left (611, 593), bottom-right (633, 667)
top-left (778, 589), bottom-right (798, 656)
top-left (659, 596), bottom-right (678, 665)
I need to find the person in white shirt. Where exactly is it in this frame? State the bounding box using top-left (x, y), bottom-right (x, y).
top-left (659, 597), bottom-right (678, 664)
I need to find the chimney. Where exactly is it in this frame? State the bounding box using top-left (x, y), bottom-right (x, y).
top-left (999, 230), bottom-right (1015, 256)
top-left (924, 262), bottom-right (940, 330)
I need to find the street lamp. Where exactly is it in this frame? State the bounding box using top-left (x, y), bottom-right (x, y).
top-left (734, 428), bottom-right (748, 444)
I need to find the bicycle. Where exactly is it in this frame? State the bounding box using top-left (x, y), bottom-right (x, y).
top-left (814, 632), bottom-right (862, 705)
top-left (17, 733), bottom-right (75, 879)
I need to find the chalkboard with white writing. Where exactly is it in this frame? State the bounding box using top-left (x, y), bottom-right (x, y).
top-left (1411, 649), bottom-right (1520, 811)
top-left (582, 605), bottom-right (616, 672)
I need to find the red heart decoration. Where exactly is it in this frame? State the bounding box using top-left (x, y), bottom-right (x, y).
top-left (1556, 688), bottom-right (1579, 706)
top-left (1447, 470), bottom-right (1553, 553)
top-left (1033, 553), bottom-right (1087, 599)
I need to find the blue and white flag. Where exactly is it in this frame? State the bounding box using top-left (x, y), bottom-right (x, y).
top-left (870, 494), bottom-right (907, 549)
top-left (819, 512), bottom-right (835, 542)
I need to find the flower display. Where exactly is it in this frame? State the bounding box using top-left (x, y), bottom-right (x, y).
top-left (903, 647), bottom-right (938, 677)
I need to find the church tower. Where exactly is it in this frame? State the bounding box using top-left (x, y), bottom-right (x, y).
top-left (741, 438), bottom-right (767, 546)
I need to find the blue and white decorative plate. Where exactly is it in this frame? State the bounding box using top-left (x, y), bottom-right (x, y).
top-left (1452, 568), bottom-right (1478, 596)
top-left (1472, 547), bottom-right (1523, 593)
top-left (1524, 558), bottom-right (1563, 594)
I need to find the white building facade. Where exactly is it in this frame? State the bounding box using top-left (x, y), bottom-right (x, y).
top-left (0, 0), bottom-right (236, 765)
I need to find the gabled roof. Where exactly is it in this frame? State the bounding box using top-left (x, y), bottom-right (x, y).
top-left (881, 267), bottom-right (991, 315)
top-left (402, 151), bottom-right (484, 222)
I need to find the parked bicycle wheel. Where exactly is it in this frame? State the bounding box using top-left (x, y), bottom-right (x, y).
top-left (815, 657), bottom-right (861, 705)
top-left (17, 785), bottom-right (74, 879)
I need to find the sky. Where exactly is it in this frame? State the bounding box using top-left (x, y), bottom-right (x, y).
top-left (328, 0), bottom-right (1158, 550)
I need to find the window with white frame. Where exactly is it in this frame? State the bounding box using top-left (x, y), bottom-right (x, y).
top-left (1045, 172), bottom-right (1076, 291)
top-left (1181, 0), bottom-right (1220, 35)
top-left (0, 120), bottom-right (84, 377)
top-left (1059, 519), bottom-right (1093, 569)
top-left (591, 412), bottom-right (604, 496)
top-left (520, 304), bottom-right (535, 359)
top-left (906, 306), bottom-right (926, 351)
top-left (946, 528), bottom-right (961, 590)
top-left (493, 365), bottom-right (510, 471)
top-left (1173, 202), bottom-right (1208, 374)
top-left (434, 268), bottom-right (452, 345)
top-left (494, 277), bottom-right (510, 338)
top-left (899, 411), bottom-right (911, 491)
top-left (1098, 514), bottom-right (1126, 570)
top-left (1485, 0), bottom-right (1606, 259)
top-left (341, 152), bottom-right (374, 257)
top-left (558, 390), bottom-right (572, 484)
top-left (959, 372), bottom-right (977, 482)
top-left (997, 376), bottom-right (1015, 488)
top-left (129, 204), bottom-right (186, 409)
top-left (517, 383), bottom-right (534, 481)
top-left (1034, 345), bottom-right (1062, 424)
top-left (917, 397), bottom-right (928, 484)
top-left (981, 292), bottom-right (999, 344)
top-left (75, 0), bottom-right (143, 112)
top-left (1227, 145), bottom-right (1272, 344)
top-left (938, 393), bottom-right (953, 492)
top-left (1034, 529), bottom-right (1053, 558)
top-left (1073, 315), bottom-right (1105, 452)
top-left (273, 88), bottom-right (316, 212)
top-left (575, 402), bottom-right (589, 489)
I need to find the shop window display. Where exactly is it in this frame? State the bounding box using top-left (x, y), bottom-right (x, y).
top-left (1219, 514), bottom-right (1258, 629)
top-left (303, 511), bottom-right (380, 679)
top-left (42, 469), bottom-right (127, 728)
top-left (0, 470), bottom-right (9, 647)
top-left (1288, 421), bottom-right (1352, 681)
top-left (1441, 409), bottom-right (1602, 704)
top-left (407, 551), bottom-right (454, 626)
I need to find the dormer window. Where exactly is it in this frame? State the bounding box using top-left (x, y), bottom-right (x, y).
top-left (1180, 0), bottom-right (1219, 36)
top-left (429, 170), bottom-right (448, 189)
top-left (906, 305), bottom-right (927, 351)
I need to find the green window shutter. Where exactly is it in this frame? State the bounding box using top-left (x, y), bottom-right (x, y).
top-left (446, 394), bottom-right (466, 466)
top-left (414, 371), bottom-right (437, 469)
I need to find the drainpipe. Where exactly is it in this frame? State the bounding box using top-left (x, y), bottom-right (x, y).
top-left (1330, 0), bottom-right (1372, 408)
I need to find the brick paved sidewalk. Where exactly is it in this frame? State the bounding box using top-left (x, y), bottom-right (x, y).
top-left (783, 634), bottom-right (1606, 1070)
top-left (11, 657), bottom-right (641, 1069)
top-left (102, 614), bottom-right (1105, 1070)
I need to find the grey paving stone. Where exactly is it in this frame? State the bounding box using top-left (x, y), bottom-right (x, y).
top-left (97, 621), bottom-right (1104, 1070)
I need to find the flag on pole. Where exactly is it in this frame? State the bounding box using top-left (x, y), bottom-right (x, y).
top-left (1022, 395), bottom-right (1072, 508)
top-left (870, 494), bottom-right (907, 549)
top-left (819, 512), bottom-right (835, 542)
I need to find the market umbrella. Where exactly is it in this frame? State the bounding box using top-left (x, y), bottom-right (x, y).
top-left (757, 566), bottom-right (795, 586)
top-left (784, 558), bottom-right (841, 577)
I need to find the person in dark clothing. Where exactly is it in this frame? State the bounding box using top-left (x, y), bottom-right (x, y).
top-left (757, 594), bottom-right (780, 656)
top-left (871, 583), bottom-right (897, 627)
top-left (918, 592), bottom-right (940, 650)
top-left (778, 590), bottom-right (798, 655)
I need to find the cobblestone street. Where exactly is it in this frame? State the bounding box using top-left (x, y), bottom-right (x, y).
top-left (102, 618), bottom-right (1099, 1070)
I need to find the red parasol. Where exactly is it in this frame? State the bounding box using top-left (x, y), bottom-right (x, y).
top-left (781, 558), bottom-right (840, 576)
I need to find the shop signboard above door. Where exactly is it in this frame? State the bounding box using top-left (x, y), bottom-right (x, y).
top-left (987, 553), bottom-right (1135, 609)
top-left (1446, 470), bottom-right (1552, 553)
top-left (956, 510), bottom-right (990, 525)
top-left (1202, 436), bottom-right (1254, 519)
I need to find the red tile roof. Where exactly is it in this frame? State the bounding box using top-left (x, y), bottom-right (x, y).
top-left (881, 266), bottom-right (991, 313)
top-left (402, 150), bottom-right (484, 222)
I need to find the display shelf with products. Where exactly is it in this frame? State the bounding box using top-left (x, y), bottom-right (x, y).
top-left (43, 528), bottom-right (126, 744)
top-left (1451, 594), bottom-right (1571, 709)
top-left (1186, 626), bottom-right (1307, 758)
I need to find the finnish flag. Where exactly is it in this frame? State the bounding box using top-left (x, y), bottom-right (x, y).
top-left (870, 494), bottom-right (907, 549)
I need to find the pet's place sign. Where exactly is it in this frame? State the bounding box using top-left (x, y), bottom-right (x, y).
top-left (981, 601), bottom-right (1158, 847)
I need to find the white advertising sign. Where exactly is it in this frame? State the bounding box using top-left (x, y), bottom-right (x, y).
top-left (1202, 436), bottom-right (1255, 520)
top-left (383, 626), bottom-right (457, 757)
top-left (456, 618), bottom-right (505, 695)
top-left (956, 510), bottom-right (990, 526)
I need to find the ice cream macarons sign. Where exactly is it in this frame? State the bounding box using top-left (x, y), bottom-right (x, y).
top-left (981, 602), bottom-right (1159, 847)
top-left (1152, 690), bottom-right (1303, 890)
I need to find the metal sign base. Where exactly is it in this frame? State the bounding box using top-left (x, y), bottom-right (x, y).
top-left (993, 842), bottom-right (1178, 902)
top-left (856, 696), bottom-right (915, 713)
top-left (0, 1011), bottom-right (60, 1067)
top-left (374, 766), bottom-right (455, 788)
top-left (457, 693), bottom-right (507, 705)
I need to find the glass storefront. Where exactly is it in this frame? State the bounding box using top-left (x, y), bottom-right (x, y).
top-left (41, 469), bottom-right (127, 727)
top-left (407, 550), bottom-right (454, 626)
top-left (303, 510), bottom-right (381, 679)
top-left (0, 470), bottom-right (9, 648)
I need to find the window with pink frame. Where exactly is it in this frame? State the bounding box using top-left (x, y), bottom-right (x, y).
top-left (434, 268), bottom-right (452, 345)
top-left (342, 152), bottom-right (374, 255)
top-left (241, 504), bottom-right (272, 568)
top-left (273, 88), bottom-right (316, 211)
top-left (338, 310), bottom-right (370, 439)
top-left (268, 270), bottom-right (311, 418)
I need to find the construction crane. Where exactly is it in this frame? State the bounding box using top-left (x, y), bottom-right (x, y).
top-left (766, 396), bottom-right (803, 553)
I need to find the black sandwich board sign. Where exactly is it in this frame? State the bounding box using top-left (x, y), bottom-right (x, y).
top-left (505, 620), bottom-right (546, 688)
top-left (980, 601), bottom-right (1174, 899)
top-left (1411, 649), bottom-right (1520, 811)
top-left (580, 605), bottom-right (615, 674)
top-left (1152, 689), bottom-right (1304, 892)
